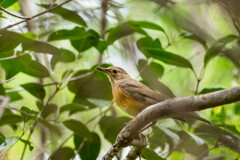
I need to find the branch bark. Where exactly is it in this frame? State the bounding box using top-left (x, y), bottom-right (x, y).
top-left (102, 85), bottom-right (240, 160)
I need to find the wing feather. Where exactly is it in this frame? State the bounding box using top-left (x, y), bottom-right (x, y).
top-left (119, 79), bottom-right (166, 105)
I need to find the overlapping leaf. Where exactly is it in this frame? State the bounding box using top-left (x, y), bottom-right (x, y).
top-left (68, 66), bottom-right (112, 109)
top-left (142, 148), bottom-right (166, 160)
top-left (51, 48), bottom-right (76, 70)
top-left (49, 147), bottom-right (74, 160)
top-left (199, 87), bottom-right (224, 94)
top-left (0, 54), bottom-right (49, 79)
top-left (21, 83), bottom-right (46, 100)
top-left (99, 116), bottom-right (131, 144)
top-left (20, 106), bottom-right (38, 123)
top-left (138, 59), bottom-right (175, 98)
top-left (63, 119), bottom-right (91, 140)
top-left (204, 35), bottom-right (239, 65)
top-left (0, 0), bottom-right (18, 8)
top-left (74, 132), bottom-right (100, 160)
top-left (0, 30), bottom-right (61, 55)
top-left (39, 4), bottom-right (87, 27)
top-left (137, 37), bottom-right (193, 69)
top-left (48, 27), bottom-right (107, 53)
top-left (60, 103), bottom-right (87, 115)
top-left (195, 124), bottom-right (240, 153)
top-left (106, 20), bottom-right (166, 44)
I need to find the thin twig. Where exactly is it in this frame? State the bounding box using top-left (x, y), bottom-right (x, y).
top-left (71, 138), bottom-right (87, 160)
top-left (20, 86), bottom-right (60, 160)
top-left (71, 104), bottom-right (113, 160)
top-left (0, 6), bottom-right (29, 19)
top-left (5, 106), bottom-right (37, 117)
top-left (47, 133), bottom-right (74, 160)
top-left (0, 53), bottom-right (28, 61)
top-left (0, 77), bottom-right (15, 84)
top-left (0, 0), bottom-right (74, 30)
top-left (48, 103), bottom-right (112, 159)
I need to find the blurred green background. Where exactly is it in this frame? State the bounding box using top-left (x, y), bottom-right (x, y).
top-left (0, 0), bottom-right (240, 159)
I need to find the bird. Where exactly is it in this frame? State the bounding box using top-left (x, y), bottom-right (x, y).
top-left (97, 66), bottom-right (210, 124)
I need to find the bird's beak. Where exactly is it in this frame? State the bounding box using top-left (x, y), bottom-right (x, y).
top-left (97, 67), bottom-right (108, 73)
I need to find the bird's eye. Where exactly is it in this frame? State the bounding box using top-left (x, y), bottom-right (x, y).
top-left (113, 69), bottom-right (117, 74)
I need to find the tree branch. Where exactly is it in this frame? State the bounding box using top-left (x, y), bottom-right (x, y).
top-left (0, 0), bottom-right (74, 31)
top-left (102, 85), bottom-right (240, 160)
top-left (0, 6), bottom-right (29, 19)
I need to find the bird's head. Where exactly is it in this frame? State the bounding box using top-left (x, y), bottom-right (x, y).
top-left (97, 66), bottom-right (131, 84)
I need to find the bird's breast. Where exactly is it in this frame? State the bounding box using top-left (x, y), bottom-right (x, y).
top-left (112, 83), bottom-right (145, 116)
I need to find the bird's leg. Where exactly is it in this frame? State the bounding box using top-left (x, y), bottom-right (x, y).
top-left (140, 121), bottom-right (157, 132)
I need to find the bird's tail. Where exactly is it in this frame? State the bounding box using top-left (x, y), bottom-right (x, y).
top-left (173, 112), bottom-right (211, 124)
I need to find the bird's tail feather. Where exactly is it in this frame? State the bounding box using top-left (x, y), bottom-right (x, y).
top-left (174, 112), bottom-right (211, 124)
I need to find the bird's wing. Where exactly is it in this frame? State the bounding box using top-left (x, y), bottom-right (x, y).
top-left (119, 79), bottom-right (167, 105)
top-left (119, 80), bottom-right (210, 124)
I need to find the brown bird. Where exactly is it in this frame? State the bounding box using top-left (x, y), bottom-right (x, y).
top-left (97, 66), bottom-right (209, 123)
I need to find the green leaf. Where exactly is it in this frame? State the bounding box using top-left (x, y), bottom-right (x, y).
top-left (0, 137), bottom-right (18, 151)
top-left (20, 139), bottom-right (34, 151)
top-left (0, 84), bottom-right (5, 95)
top-left (70, 37), bottom-right (93, 53)
top-left (0, 54), bottom-right (25, 79)
top-left (42, 104), bottom-right (58, 118)
top-left (0, 51), bottom-right (14, 58)
top-left (106, 21), bottom-right (147, 44)
top-left (181, 33), bottom-right (208, 50)
top-left (51, 48), bottom-right (76, 69)
top-left (39, 4), bottom-right (87, 27)
top-left (68, 68), bottom-right (112, 108)
top-left (60, 103), bottom-right (87, 115)
top-left (211, 106), bottom-right (226, 123)
top-left (0, 115), bottom-right (22, 126)
top-left (22, 41), bottom-right (62, 55)
top-left (94, 40), bottom-right (108, 54)
top-left (138, 59), bottom-right (175, 97)
top-left (149, 127), bottom-right (179, 150)
top-left (26, 60), bottom-right (50, 78)
top-left (0, 0), bottom-right (18, 8)
top-left (131, 21), bottom-right (165, 33)
top-left (0, 30), bottom-right (61, 55)
top-left (74, 132), bottom-right (100, 160)
top-left (204, 35), bottom-right (239, 65)
top-left (48, 27), bottom-right (90, 41)
top-left (39, 119), bottom-right (62, 135)
top-left (0, 133), bottom-right (5, 145)
top-left (7, 91), bottom-right (23, 102)
top-left (234, 102), bottom-right (240, 115)
top-left (49, 147), bottom-right (74, 160)
top-left (48, 27), bottom-right (106, 53)
top-left (0, 36), bottom-right (19, 52)
top-left (142, 148), bottom-right (166, 160)
top-left (20, 106), bottom-right (38, 123)
top-left (176, 130), bottom-right (208, 156)
top-left (99, 116), bottom-right (131, 144)
top-left (21, 83), bottom-right (46, 100)
top-left (137, 37), bottom-right (193, 69)
top-left (199, 87), bottom-right (225, 94)
top-left (63, 120), bottom-right (91, 139)
top-left (0, 54), bottom-right (49, 79)
top-left (195, 124), bottom-right (240, 153)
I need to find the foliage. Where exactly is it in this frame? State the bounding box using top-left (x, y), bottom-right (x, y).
top-left (0, 0), bottom-right (240, 160)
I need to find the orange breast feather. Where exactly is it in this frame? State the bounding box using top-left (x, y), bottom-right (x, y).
top-left (113, 83), bottom-right (145, 116)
